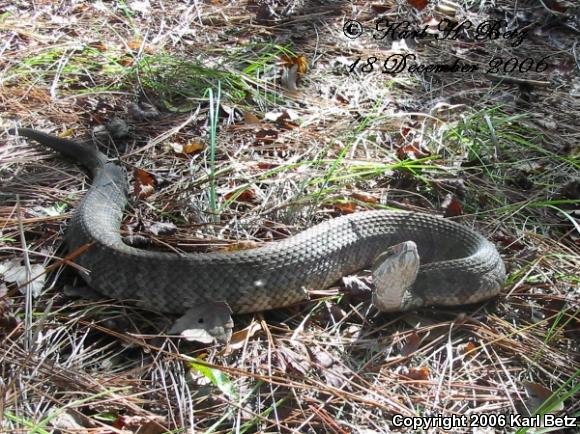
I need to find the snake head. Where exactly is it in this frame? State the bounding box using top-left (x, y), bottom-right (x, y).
top-left (371, 241), bottom-right (423, 312)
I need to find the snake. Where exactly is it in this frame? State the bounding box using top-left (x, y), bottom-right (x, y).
top-left (10, 128), bottom-right (506, 314)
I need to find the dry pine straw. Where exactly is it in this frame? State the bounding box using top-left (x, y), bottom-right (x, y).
top-left (0, 0), bottom-right (579, 432)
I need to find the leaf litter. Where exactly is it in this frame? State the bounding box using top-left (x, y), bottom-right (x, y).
top-left (0, 0), bottom-right (578, 432)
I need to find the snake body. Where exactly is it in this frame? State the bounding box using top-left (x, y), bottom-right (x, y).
top-left (11, 128), bottom-right (506, 313)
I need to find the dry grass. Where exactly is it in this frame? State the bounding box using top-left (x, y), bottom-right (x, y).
top-left (0, 1), bottom-right (578, 433)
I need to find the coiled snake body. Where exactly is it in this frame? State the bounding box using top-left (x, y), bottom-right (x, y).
top-left (11, 128), bottom-right (506, 313)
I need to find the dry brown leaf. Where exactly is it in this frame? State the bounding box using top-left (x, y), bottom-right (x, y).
top-left (224, 188), bottom-right (258, 203)
top-left (228, 321), bottom-right (262, 351)
top-left (133, 168), bottom-right (156, 199)
top-left (118, 55), bottom-right (134, 67)
top-left (243, 112), bottom-right (261, 124)
top-left (401, 331), bottom-right (422, 356)
top-left (257, 161), bottom-right (280, 170)
top-left (262, 110), bottom-right (299, 129)
top-left (404, 366), bottom-right (430, 380)
top-left (442, 194), bottom-right (463, 217)
top-left (335, 202), bottom-right (357, 214)
top-left (182, 141), bottom-right (205, 154)
top-left (114, 415), bottom-right (167, 434)
top-left (336, 94), bottom-right (350, 105)
top-left (407, 0), bottom-right (428, 11)
top-left (280, 54), bottom-right (308, 74)
top-left (127, 38), bottom-right (142, 50)
top-left (88, 41), bottom-right (107, 52)
top-left (396, 143), bottom-right (431, 160)
top-left (255, 128), bottom-right (278, 145)
top-left (172, 140), bottom-right (205, 156)
top-left (280, 55), bottom-right (307, 91)
top-left (279, 346), bottom-right (310, 375)
top-left (462, 341), bottom-right (477, 355)
top-left (351, 192), bottom-right (379, 204)
top-left (523, 382), bottom-right (564, 414)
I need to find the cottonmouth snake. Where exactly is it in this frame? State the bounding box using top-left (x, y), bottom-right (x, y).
top-left (10, 128), bottom-right (506, 313)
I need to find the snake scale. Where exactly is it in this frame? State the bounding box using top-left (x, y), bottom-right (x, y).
top-left (10, 128), bottom-right (506, 314)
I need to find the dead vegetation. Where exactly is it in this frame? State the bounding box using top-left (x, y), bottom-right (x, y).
top-left (0, 0), bottom-right (578, 433)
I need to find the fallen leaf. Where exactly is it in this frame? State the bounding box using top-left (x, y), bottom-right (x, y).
top-left (227, 321), bottom-right (262, 351)
top-left (87, 41), bottom-right (108, 52)
top-left (279, 345), bottom-right (311, 375)
top-left (272, 111), bottom-right (299, 130)
top-left (225, 188), bottom-right (258, 203)
top-left (523, 382), bottom-right (565, 414)
top-left (335, 202), bottom-right (357, 213)
top-left (0, 259), bottom-right (45, 297)
top-left (351, 192), bottom-right (379, 204)
top-left (336, 94), bottom-right (349, 104)
top-left (172, 140), bottom-right (205, 156)
top-left (442, 194), bottom-right (463, 217)
top-left (133, 168), bottom-right (156, 199)
top-left (404, 366), bottom-right (430, 380)
top-left (396, 143), bottom-right (430, 160)
top-left (280, 54), bottom-right (308, 74)
top-left (118, 55), bottom-right (134, 67)
top-left (407, 0), bottom-right (428, 11)
top-left (401, 331), bottom-right (422, 357)
top-left (243, 112), bottom-right (261, 124)
top-left (461, 341), bottom-right (477, 355)
top-left (264, 109), bottom-right (300, 122)
top-left (255, 128), bottom-right (278, 145)
top-left (257, 161), bottom-right (280, 170)
top-left (127, 38), bottom-right (143, 50)
top-left (116, 415), bottom-right (168, 434)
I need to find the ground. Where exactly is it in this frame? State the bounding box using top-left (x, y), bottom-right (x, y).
top-left (0, 1), bottom-right (578, 433)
